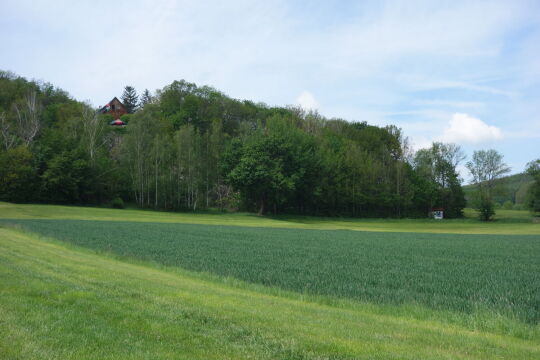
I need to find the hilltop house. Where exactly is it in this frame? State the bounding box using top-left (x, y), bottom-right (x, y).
top-left (99, 97), bottom-right (127, 125)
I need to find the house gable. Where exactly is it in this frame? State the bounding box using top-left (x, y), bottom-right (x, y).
top-left (99, 97), bottom-right (128, 119)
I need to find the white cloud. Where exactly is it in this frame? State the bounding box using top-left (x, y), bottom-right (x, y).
top-left (440, 113), bottom-right (503, 144)
top-left (296, 91), bottom-right (319, 110)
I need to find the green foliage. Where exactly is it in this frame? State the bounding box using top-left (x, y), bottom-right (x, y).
top-left (525, 159), bottom-right (540, 214)
top-left (467, 149), bottom-right (511, 221)
top-left (476, 195), bottom-right (496, 221)
top-left (0, 146), bottom-right (38, 202)
top-left (502, 200), bottom-right (514, 210)
top-left (121, 85), bottom-right (138, 114)
top-left (140, 88), bottom-right (152, 107)
top-left (110, 197), bottom-right (124, 209)
top-left (0, 71), bottom-right (471, 218)
top-left (7, 218), bottom-right (540, 324)
top-left (41, 149), bottom-right (91, 203)
top-left (413, 142), bottom-right (466, 218)
top-left (463, 172), bottom-right (533, 206)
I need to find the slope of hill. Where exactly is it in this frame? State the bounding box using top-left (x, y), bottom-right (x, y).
top-left (463, 173), bottom-right (533, 208)
top-left (0, 71), bottom-right (467, 218)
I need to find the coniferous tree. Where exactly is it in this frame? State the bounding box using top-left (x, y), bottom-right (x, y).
top-left (140, 89), bottom-right (152, 108)
top-left (121, 86), bottom-right (138, 114)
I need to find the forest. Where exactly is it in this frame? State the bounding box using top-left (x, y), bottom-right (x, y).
top-left (0, 70), bottom-right (491, 218)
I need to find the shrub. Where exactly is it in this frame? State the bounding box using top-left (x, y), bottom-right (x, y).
top-left (111, 197), bottom-right (124, 209)
top-left (502, 200), bottom-right (514, 210)
top-left (477, 197), bottom-right (495, 221)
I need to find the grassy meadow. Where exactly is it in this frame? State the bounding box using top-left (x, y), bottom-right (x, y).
top-left (1, 202), bottom-right (539, 359)
top-left (1, 202), bottom-right (539, 234)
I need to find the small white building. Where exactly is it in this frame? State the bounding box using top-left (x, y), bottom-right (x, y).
top-left (432, 208), bottom-right (444, 220)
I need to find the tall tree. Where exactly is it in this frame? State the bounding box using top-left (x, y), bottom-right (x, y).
top-left (121, 86), bottom-right (138, 114)
top-left (13, 91), bottom-right (41, 146)
top-left (413, 142), bottom-right (466, 218)
top-left (525, 159), bottom-right (540, 215)
top-left (0, 111), bottom-right (17, 150)
top-left (140, 89), bottom-right (152, 108)
top-left (81, 104), bottom-right (105, 164)
top-left (466, 149), bottom-right (511, 221)
top-left (0, 146), bottom-right (38, 202)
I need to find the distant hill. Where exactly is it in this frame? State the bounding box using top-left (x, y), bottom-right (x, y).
top-left (463, 173), bottom-right (533, 208)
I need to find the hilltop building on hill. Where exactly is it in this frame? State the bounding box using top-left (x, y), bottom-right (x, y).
top-left (99, 97), bottom-right (127, 125)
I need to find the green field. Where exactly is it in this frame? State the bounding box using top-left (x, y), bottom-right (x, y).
top-left (4, 218), bottom-right (540, 324)
top-left (1, 202), bottom-right (540, 359)
top-left (1, 202), bottom-right (539, 234)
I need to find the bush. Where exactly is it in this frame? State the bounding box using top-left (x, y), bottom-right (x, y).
top-left (111, 197), bottom-right (125, 209)
top-left (477, 197), bottom-right (495, 221)
top-left (502, 200), bottom-right (513, 210)
top-left (0, 146), bottom-right (38, 202)
top-left (120, 114), bottom-right (132, 124)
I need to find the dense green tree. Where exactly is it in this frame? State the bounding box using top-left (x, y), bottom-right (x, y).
top-left (121, 86), bottom-right (139, 114)
top-left (413, 142), bottom-right (466, 218)
top-left (140, 89), bottom-right (152, 107)
top-left (0, 71), bottom-right (475, 218)
top-left (525, 159), bottom-right (540, 214)
top-left (41, 149), bottom-right (90, 203)
top-left (0, 146), bottom-right (38, 202)
top-left (466, 149), bottom-right (511, 221)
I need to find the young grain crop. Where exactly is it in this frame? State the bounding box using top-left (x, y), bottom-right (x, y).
top-left (2, 227), bottom-right (538, 359)
top-left (4, 219), bottom-right (539, 324)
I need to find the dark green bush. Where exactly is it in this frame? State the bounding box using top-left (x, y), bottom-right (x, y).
top-left (111, 197), bottom-right (124, 209)
top-left (477, 197), bottom-right (495, 221)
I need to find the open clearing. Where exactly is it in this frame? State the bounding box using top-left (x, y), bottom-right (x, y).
top-left (1, 202), bottom-right (539, 359)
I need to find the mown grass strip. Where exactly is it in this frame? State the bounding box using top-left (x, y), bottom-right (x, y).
top-left (1, 202), bottom-right (539, 234)
top-left (1, 227), bottom-right (539, 359)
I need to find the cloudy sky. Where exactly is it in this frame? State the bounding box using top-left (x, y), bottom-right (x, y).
top-left (1, 0), bottom-right (539, 178)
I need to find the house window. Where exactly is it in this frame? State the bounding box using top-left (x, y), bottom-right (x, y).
top-left (111, 104), bottom-right (116, 110)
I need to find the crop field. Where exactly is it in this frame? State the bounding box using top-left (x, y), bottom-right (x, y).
top-left (1, 202), bottom-right (540, 359)
top-left (4, 218), bottom-right (540, 325)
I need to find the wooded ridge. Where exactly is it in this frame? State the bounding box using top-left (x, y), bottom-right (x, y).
top-left (0, 71), bottom-right (466, 217)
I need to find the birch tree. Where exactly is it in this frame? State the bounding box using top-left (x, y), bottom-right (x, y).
top-left (13, 91), bottom-right (41, 146)
top-left (81, 104), bottom-right (105, 164)
top-left (0, 111), bottom-right (17, 150)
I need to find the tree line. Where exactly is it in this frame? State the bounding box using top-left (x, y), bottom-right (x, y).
top-left (1, 71), bottom-right (538, 218)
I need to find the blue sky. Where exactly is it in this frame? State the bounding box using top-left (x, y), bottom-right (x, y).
top-left (1, 0), bottom-right (539, 178)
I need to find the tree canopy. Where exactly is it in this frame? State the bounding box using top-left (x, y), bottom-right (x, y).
top-left (466, 149), bottom-right (511, 220)
top-left (0, 71), bottom-right (475, 218)
top-left (121, 86), bottom-right (138, 114)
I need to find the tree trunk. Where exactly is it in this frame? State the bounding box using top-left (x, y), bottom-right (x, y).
top-left (258, 198), bottom-right (265, 216)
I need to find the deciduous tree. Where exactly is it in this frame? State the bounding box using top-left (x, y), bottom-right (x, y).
top-left (525, 159), bottom-right (540, 214)
top-left (466, 149), bottom-right (511, 220)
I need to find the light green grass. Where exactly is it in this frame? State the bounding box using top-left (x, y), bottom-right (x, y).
top-left (5, 219), bottom-right (539, 324)
top-left (1, 227), bottom-right (539, 359)
top-left (1, 202), bottom-right (539, 234)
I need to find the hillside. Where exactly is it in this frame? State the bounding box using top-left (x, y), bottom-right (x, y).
top-left (1, 71), bottom-right (467, 218)
top-left (463, 172), bottom-right (533, 208)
